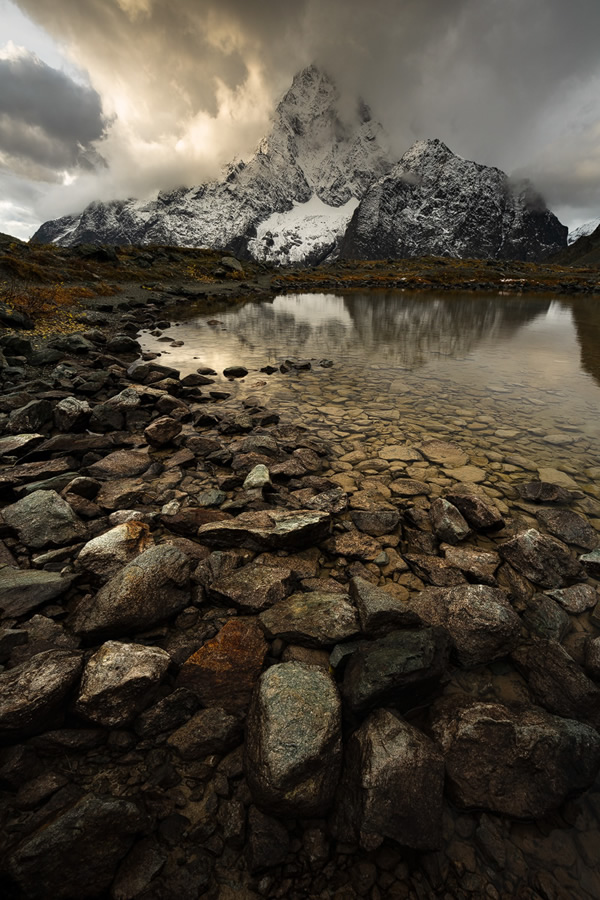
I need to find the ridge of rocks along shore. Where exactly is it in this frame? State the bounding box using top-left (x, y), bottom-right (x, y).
top-left (0, 248), bottom-right (600, 899)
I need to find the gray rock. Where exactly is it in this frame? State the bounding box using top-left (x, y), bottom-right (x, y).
top-left (429, 498), bottom-right (470, 544)
top-left (332, 709), bottom-right (444, 851)
top-left (198, 509), bottom-right (331, 551)
top-left (76, 522), bottom-right (153, 580)
top-left (70, 544), bottom-right (190, 639)
top-left (522, 594), bottom-right (570, 641)
top-left (259, 591), bottom-right (360, 647)
top-left (144, 415), bottom-right (182, 447)
top-left (585, 637), bottom-right (600, 680)
top-left (245, 661), bottom-right (342, 816)
top-left (0, 566), bottom-right (74, 617)
top-left (546, 583), bottom-right (597, 614)
top-left (349, 576), bottom-right (421, 636)
top-left (536, 508), bottom-right (598, 550)
top-left (0, 649), bottom-right (83, 740)
top-left (581, 549), bottom-right (600, 579)
top-left (54, 397), bottom-right (91, 432)
top-left (106, 334), bottom-right (141, 355)
top-left (75, 641), bottom-right (170, 727)
top-left (408, 584), bottom-right (521, 667)
top-left (243, 464), bottom-right (271, 491)
top-left (342, 628), bottom-right (450, 715)
top-left (8, 399), bottom-right (53, 434)
top-left (167, 707), bottom-right (241, 759)
top-left (430, 696), bottom-right (600, 817)
top-left (3, 490), bottom-right (85, 549)
top-left (209, 561), bottom-right (295, 613)
top-left (499, 528), bottom-right (583, 588)
top-left (444, 485), bottom-right (505, 531)
top-left (511, 638), bottom-right (600, 727)
top-left (0, 433), bottom-right (44, 457)
top-left (223, 365), bottom-right (248, 378)
top-left (350, 509), bottom-right (400, 537)
top-left (7, 793), bottom-right (144, 899)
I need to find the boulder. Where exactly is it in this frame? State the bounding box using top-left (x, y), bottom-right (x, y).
top-left (75, 641), bottom-right (170, 727)
top-left (259, 592), bottom-right (360, 648)
top-left (332, 709), bottom-right (444, 850)
top-left (54, 397), bottom-right (91, 432)
top-left (208, 561), bottom-right (295, 613)
top-left (86, 449), bottom-right (151, 479)
top-left (178, 618), bottom-right (267, 713)
top-left (7, 793), bottom-right (144, 899)
top-left (581, 549), bottom-right (600, 579)
top-left (144, 416), bottom-right (182, 447)
top-left (167, 707), bottom-right (242, 759)
top-left (536, 508), bottom-right (598, 551)
top-left (430, 696), bottom-right (600, 818)
top-left (444, 485), bottom-right (505, 531)
top-left (0, 566), bottom-right (74, 618)
top-left (546, 583), bottom-right (597, 614)
top-left (429, 498), bottom-right (470, 544)
top-left (76, 522), bottom-right (153, 580)
top-left (245, 662), bottom-right (342, 816)
top-left (499, 528), bottom-right (583, 588)
top-left (349, 576), bottom-right (421, 636)
top-left (3, 490), bottom-right (85, 549)
top-left (197, 509), bottom-right (331, 551)
top-left (440, 545), bottom-right (500, 585)
top-left (70, 544), bottom-right (190, 639)
top-left (408, 584), bottom-right (521, 667)
top-left (0, 649), bottom-right (83, 740)
top-left (342, 628), bottom-right (450, 715)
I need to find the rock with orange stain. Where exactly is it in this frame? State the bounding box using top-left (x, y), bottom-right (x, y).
top-left (177, 618), bottom-right (267, 713)
top-left (76, 521), bottom-right (154, 579)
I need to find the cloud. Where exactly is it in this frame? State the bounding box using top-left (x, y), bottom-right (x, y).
top-left (4, 0), bottom-right (600, 228)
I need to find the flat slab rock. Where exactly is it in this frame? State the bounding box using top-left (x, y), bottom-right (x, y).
top-left (2, 489), bottom-right (85, 549)
top-left (208, 560), bottom-right (295, 613)
top-left (349, 576), bottom-right (421, 636)
top-left (430, 696), bottom-right (600, 818)
top-left (259, 592), bottom-right (360, 648)
top-left (418, 439), bottom-right (468, 468)
top-left (245, 661), bottom-right (342, 817)
top-left (499, 528), bottom-right (583, 588)
top-left (536, 508), bottom-right (598, 551)
top-left (197, 509), bottom-right (331, 550)
top-left (0, 565), bottom-right (74, 617)
top-left (332, 708), bottom-right (444, 851)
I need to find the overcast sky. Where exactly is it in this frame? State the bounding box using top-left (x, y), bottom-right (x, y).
top-left (1, 0), bottom-right (599, 239)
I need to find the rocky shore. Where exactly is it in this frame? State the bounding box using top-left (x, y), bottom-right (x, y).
top-left (1, 259), bottom-right (600, 899)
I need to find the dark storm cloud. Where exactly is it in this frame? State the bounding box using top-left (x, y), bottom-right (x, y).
top-left (9, 0), bottom-right (600, 222)
top-left (0, 47), bottom-right (107, 170)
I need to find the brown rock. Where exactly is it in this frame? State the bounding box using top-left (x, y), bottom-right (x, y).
top-left (209, 561), bottom-right (295, 613)
top-left (144, 416), bottom-right (182, 447)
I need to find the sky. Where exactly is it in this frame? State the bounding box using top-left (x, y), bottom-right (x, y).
top-left (1, 0), bottom-right (600, 240)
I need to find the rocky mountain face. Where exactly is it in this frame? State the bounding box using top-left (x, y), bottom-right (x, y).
top-left (33, 66), bottom-right (391, 264)
top-left (554, 220), bottom-right (600, 267)
top-left (339, 139), bottom-right (567, 261)
top-left (568, 217), bottom-right (600, 245)
top-left (33, 68), bottom-right (567, 262)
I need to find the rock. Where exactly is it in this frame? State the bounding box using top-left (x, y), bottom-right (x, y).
top-left (3, 490), bottom-right (85, 549)
top-left (546, 583), bottom-right (597, 614)
top-left (144, 416), bottom-right (182, 447)
top-left (444, 485), bottom-right (505, 531)
top-left (106, 334), bottom-right (141, 355)
top-left (349, 576), bottom-right (421, 636)
top-left (87, 449), bottom-right (151, 479)
top-left (245, 661), bottom-right (341, 816)
top-left (418, 439), bottom-right (468, 467)
top-left (259, 592), bottom-right (360, 647)
top-left (408, 584), bottom-right (521, 667)
top-left (516, 481), bottom-right (576, 503)
top-left (404, 554), bottom-right (465, 587)
top-left (441, 545), bottom-right (500, 585)
top-left (76, 522), bottom-right (153, 579)
top-left (342, 628), bottom-right (450, 715)
top-left (110, 839), bottom-right (166, 900)
top-left (197, 509), bottom-right (331, 550)
top-left (223, 366), bottom-right (248, 378)
top-left (499, 528), bottom-right (583, 588)
top-left (429, 498), bottom-right (470, 544)
top-left (8, 399), bottom-right (53, 434)
top-left (0, 649), bottom-right (83, 740)
top-left (332, 709), bottom-right (444, 851)
top-left (95, 478), bottom-right (146, 511)
top-left (75, 641), bottom-right (170, 727)
top-left (536, 508), bottom-right (598, 550)
top-left (134, 687), bottom-right (199, 738)
top-left (585, 638), bottom-right (600, 680)
top-left (446, 465), bottom-right (486, 484)
top-left (167, 707), bottom-right (241, 759)
top-left (243, 464), bottom-right (271, 491)
top-left (0, 566), bottom-right (74, 617)
top-left (522, 594), bottom-right (570, 641)
top-left (389, 479), bottom-right (431, 497)
top-left (0, 433), bottom-right (44, 457)
top-left (54, 397), bottom-right (91, 432)
top-left (246, 806), bottom-right (290, 873)
top-left (537, 467), bottom-right (578, 490)
top-left (323, 530), bottom-right (383, 561)
top-left (581, 549), bottom-right (600, 579)
top-left (430, 696), bottom-right (600, 818)
top-left (350, 509), bottom-right (400, 537)
top-left (7, 793), bottom-right (144, 899)
top-left (209, 561), bottom-right (295, 613)
top-left (177, 618), bottom-right (267, 713)
top-left (70, 544), bottom-right (190, 639)
top-left (379, 444), bottom-right (422, 462)
top-left (511, 638), bottom-right (600, 727)
top-left (196, 488), bottom-right (226, 508)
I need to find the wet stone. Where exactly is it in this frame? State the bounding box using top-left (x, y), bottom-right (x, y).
top-left (389, 479), bottom-right (431, 497)
top-left (245, 661), bottom-right (342, 816)
top-left (499, 528), bottom-right (583, 588)
top-left (516, 481), bottom-right (575, 503)
top-left (522, 594), bottom-right (570, 641)
top-left (444, 485), bottom-right (505, 531)
top-left (429, 498), bottom-right (470, 544)
top-left (3, 489), bottom-right (85, 549)
top-left (208, 561), bottom-right (295, 613)
top-left (418, 440), bottom-right (468, 468)
top-left (536, 508), bottom-right (598, 550)
top-left (349, 576), bottom-right (420, 636)
top-left (259, 592), bottom-right (360, 648)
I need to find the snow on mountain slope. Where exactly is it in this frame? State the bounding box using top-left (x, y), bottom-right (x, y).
top-left (247, 195), bottom-right (359, 265)
top-left (33, 65), bottom-right (391, 261)
top-left (568, 217), bottom-right (600, 245)
top-left (340, 139), bottom-right (567, 261)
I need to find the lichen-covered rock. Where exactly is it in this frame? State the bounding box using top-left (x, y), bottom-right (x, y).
top-left (197, 509), bottom-right (331, 551)
top-left (430, 696), bottom-right (600, 817)
top-left (208, 561), bottom-right (295, 613)
top-left (349, 576), bottom-right (420, 636)
top-left (245, 661), bottom-right (342, 816)
top-left (259, 592), bottom-right (360, 647)
top-left (536, 508), bottom-right (598, 551)
top-left (76, 521), bottom-right (153, 580)
top-left (332, 709), bottom-right (444, 851)
top-left (3, 490), bottom-right (85, 549)
top-left (70, 544), bottom-right (190, 639)
top-left (444, 485), bottom-right (505, 531)
top-left (54, 397), bottom-right (91, 432)
top-left (429, 498), bottom-right (470, 544)
top-left (499, 528), bottom-right (583, 588)
top-left (75, 641), bottom-right (170, 727)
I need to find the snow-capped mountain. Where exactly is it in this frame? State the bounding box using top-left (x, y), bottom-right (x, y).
top-left (33, 66), bottom-right (391, 264)
top-left (340, 139), bottom-right (567, 261)
top-left (33, 67), bottom-right (567, 263)
top-left (568, 217), bottom-right (600, 245)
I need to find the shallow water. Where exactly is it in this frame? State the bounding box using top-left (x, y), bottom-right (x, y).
top-left (140, 290), bottom-right (600, 489)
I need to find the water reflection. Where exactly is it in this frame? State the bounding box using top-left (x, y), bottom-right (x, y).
top-left (567, 298), bottom-right (600, 389)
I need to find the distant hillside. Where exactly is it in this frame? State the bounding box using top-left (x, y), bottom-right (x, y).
top-left (553, 222), bottom-right (600, 266)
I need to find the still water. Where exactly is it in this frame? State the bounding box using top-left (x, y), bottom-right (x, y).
top-left (140, 291), bottom-right (600, 489)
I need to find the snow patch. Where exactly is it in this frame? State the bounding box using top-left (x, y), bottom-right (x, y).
top-left (568, 217), bottom-right (600, 245)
